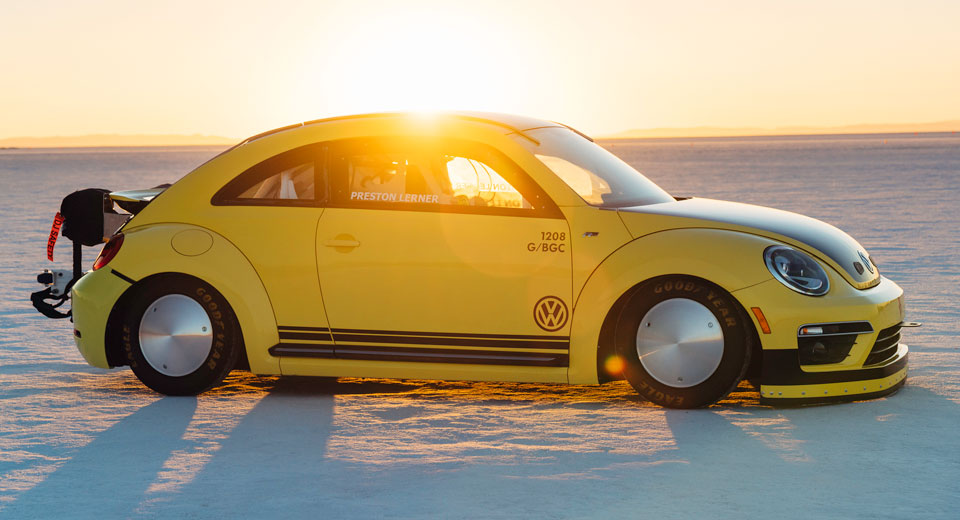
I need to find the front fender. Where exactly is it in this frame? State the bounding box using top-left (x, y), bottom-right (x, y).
top-left (568, 228), bottom-right (776, 383)
top-left (109, 223), bottom-right (280, 375)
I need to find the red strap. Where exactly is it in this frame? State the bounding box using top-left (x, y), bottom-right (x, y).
top-left (47, 212), bottom-right (64, 261)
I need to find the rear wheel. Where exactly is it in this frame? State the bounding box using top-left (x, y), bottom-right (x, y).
top-left (121, 275), bottom-right (240, 395)
top-left (615, 276), bottom-right (751, 408)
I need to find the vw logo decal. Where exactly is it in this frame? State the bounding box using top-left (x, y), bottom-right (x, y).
top-left (534, 296), bottom-right (568, 332)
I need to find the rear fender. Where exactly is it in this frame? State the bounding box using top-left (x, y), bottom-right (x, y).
top-left (107, 223), bottom-right (279, 375)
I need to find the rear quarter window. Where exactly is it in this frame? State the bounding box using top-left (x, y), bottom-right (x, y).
top-left (212, 144), bottom-right (325, 206)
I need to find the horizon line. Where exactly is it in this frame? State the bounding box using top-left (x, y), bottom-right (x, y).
top-left (601, 119), bottom-right (960, 139)
top-left (2, 119), bottom-right (959, 148)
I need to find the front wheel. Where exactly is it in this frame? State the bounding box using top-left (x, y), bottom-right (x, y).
top-left (615, 276), bottom-right (751, 408)
top-left (121, 275), bottom-right (241, 395)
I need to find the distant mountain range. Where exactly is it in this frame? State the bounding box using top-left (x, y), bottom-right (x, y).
top-left (0, 134), bottom-right (237, 148)
top-left (602, 120), bottom-right (960, 139)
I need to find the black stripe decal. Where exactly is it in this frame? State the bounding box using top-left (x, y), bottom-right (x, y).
top-left (271, 327), bottom-right (571, 367)
top-left (110, 269), bottom-right (136, 284)
top-left (762, 348), bottom-right (908, 386)
top-left (269, 343), bottom-right (567, 367)
top-left (269, 343), bottom-right (335, 358)
top-left (276, 327), bottom-right (567, 347)
top-left (278, 325), bottom-right (331, 332)
top-left (278, 331), bottom-right (334, 342)
top-left (336, 349), bottom-right (567, 367)
top-left (330, 328), bottom-right (568, 342)
top-left (331, 332), bottom-right (567, 350)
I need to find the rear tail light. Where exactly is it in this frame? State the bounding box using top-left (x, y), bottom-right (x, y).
top-left (93, 234), bottom-right (124, 270)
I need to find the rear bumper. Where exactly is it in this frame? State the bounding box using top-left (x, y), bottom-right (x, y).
top-left (71, 268), bottom-right (131, 368)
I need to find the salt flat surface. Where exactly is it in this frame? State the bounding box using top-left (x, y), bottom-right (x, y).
top-left (1, 135), bottom-right (958, 518)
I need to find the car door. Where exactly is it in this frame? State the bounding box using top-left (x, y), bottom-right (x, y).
top-left (309, 137), bottom-right (573, 368)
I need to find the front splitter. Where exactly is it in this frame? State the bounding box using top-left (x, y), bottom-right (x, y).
top-left (759, 344), bottom-right (908, 406)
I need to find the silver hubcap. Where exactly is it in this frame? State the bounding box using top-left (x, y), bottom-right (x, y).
top-left (636, 298), bottom-right (724, 388)
top-left (139, 294), bottom-right (213, 377)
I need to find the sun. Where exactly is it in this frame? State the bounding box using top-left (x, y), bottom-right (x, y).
top-left (301, 6), bottom-right (519, 116)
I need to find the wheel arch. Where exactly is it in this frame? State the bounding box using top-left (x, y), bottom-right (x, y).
top-left (102, 223), bottom-right (279, 375)
top-left (593, 274), bottom-right (762, 384)
top-left (104, 272), bottom-right (251, 371)
top-left (568, 228), bottom-right (774, 384)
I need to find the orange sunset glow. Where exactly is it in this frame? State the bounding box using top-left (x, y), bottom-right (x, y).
top-left (2, 0), bottom-right (959, 143)
top-left (3, 1), bottom-right (960, 517)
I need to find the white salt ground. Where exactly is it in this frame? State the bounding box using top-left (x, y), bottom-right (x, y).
top-left (1, 135), bottom-right (958, 518)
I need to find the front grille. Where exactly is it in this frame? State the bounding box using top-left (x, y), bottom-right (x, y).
top-left (864, 322), bottom-right (902, 366)
top-left (798, 334), bottom-right (857, 364)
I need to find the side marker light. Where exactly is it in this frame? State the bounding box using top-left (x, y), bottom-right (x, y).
top-left (750, 307), bottom-right (771, 334)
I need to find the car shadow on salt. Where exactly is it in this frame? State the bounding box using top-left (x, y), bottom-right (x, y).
top-left (134, 376), bottom-right (344, 517)
top-left (653, 384), bottom-right (960, 518)
top-left (173, 380), bottom-right (958, 518)
top-left (6, 376), bottom-right (958, 518)
top-left (4, 397), bottom-right (199, 518)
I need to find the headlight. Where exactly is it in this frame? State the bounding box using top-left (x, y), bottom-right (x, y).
top-left (764, 245), bottom-right (830, 296)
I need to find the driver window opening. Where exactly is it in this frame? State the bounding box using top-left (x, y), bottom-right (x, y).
top-left (446, 156), bottom-right (529, 209)
top-left (338, 143), bottom-right (532, 210)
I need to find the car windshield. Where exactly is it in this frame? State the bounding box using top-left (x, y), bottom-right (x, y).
top-left (514, 127), bottom-right (674, 207)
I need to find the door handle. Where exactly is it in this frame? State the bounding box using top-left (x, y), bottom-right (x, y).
top-left (323, 233), bottom-right (360, 253)
top-left (324, 237), bottom-right (360, 249)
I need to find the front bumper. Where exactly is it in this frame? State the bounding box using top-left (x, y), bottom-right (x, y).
top-left (759, 343), bottom-right (907, 404)
top-left (734, 275), bottom-right (909, 405)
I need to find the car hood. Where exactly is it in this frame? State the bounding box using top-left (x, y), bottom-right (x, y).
top-left (617, 198), bottom-right (880, 289)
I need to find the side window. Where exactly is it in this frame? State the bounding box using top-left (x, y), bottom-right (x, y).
top-left (238, 162), bottom-right (314, 201)
top-left (213, 144), bottom-right (324, 206)
top-left (445, 156), bottom-right (529, 209)
top-left (330, 138), bottom-right (554, 216)
top-left (345, 150), bottom-right (444, 204)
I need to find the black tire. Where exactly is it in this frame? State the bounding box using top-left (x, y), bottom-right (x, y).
top-left (120, 274), bottom-right (241, 395)
top-left (615, 276), bottom-right (751, 408)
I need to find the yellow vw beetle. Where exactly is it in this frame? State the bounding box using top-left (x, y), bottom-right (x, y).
top-left (38, 112), bottom-right (913, 407)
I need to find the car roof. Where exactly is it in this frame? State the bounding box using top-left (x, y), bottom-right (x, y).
top-left (234, 111), bottom-right (572, 148)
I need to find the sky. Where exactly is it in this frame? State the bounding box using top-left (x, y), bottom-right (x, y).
top-left (2, 0), bottom-right (959, 139)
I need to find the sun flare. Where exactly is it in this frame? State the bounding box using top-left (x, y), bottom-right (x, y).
top-left (312, 7), bottom-right (518, 116)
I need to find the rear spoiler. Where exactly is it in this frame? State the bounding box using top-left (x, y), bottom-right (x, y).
top-left (109, 186), bottom-right (167, 214)
top-left (31, 184), bottom-right (168, 319)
